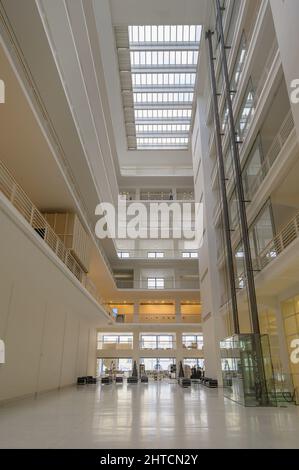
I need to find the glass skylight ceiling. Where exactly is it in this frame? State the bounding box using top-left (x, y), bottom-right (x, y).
top-left (127, 25), bottom-right (202, 150)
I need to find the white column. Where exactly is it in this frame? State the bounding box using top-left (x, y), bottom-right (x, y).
top-left (133, 302), bottom-right (139, 323)
top-left (175, 299), bottom-right (181, 323)
top-left (176, 331), bottom-right (183, 377)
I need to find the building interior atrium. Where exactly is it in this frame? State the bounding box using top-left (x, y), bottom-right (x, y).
top-left (1, 0), bottom-right (299, 451)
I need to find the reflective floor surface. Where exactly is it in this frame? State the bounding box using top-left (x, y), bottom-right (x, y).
top-left (0, 382), bottom-right (299, 449)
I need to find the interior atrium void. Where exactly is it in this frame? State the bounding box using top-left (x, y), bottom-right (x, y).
top-left (1, 0), bottom-right (299, 454)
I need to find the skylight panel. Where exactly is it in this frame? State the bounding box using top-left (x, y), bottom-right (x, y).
top-left (119, 25), bottom-right (201, 149)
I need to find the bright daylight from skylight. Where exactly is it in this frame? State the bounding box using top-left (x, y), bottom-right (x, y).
top-left (126, 25), bottom-right (202, 150)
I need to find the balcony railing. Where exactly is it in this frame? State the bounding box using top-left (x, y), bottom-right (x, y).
top-left (115, 279), bottom-right (200, 290)
top-left (245, 111), bottom-right (294, 200)
top-left (182, 341), bottom-right (204, 351)
top-left (116, 249), bottom-right (199, 260)
top-left (258, 211), bottom-right (299, 271)
top-left (0, 159), bottom-right (112, 316)
top-left (97, 341), bottom-right (133, 350)
top-left (234, 210), bottom-right (299, 290)
top-left (140, 341), bottom-right (176, 350)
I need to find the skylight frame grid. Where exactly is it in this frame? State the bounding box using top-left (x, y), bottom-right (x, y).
top-left (124, 24), bottom-right (201, 150)
top-left (128, 25), bottom-right (202, 45)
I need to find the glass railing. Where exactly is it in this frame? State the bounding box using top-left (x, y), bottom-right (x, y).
top-left (97, 341), bottom-right (133, 350)
top-left (140, 341), bottom-right (176, 350)
top-left (182, 341), bottom-right (204, 350)
top-left (116, 249), bottom-right (199, 260)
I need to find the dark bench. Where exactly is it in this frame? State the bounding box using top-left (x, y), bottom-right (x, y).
top-left (141, 376), bottom-right (149, 383)
top-left (127, 376), bottom-right (138, 384)
top-left (101, 376), bottom-right (113, 385)
top-left (179, 378), bottom-right (191, 388)
top-left (77, 377), bottom-right (86, 385)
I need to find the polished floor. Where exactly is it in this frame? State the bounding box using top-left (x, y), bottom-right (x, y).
top-left (0, 382), bottom-right (299, 449)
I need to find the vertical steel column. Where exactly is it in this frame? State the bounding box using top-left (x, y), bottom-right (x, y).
top-left (215, 0), bottom-right (269, 405)
top-left (215, 0), bottom-right (260, 335)
top-left (206, 30), bottom-right (240, 335)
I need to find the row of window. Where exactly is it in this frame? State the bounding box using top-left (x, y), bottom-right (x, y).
top-left (136, 124), bottom-right (190, 133)
top-left (117, 251), bottom-right (198, 259)
top-left (134, 92), bottom-right (194, 104)
top-left (97, 357), bottom-right (204, 376)
top-left (130, 51), bottom-right (199, 68)
top-left (97, 334), bottom-right (203, 350)
top-left (136, 137), bottom-right (189, 146)
top-left (134, 108), bottom-right (192, 120)
top-left (128, 25), bottom-right (202, 45)
top-left (132, 73), bottom-right (196, 87)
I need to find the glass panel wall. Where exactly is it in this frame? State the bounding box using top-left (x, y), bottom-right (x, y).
top-left (97, 358), bottom-right (133, 377)
top-left (140, 358), bottom-right (176, 375)
top-left (236, 79), bottom-right (255, 141)
top-left (183, 358), bottom-right (205, 368)
top-left (243, 135), bottom-right (264, 200)
top-left (281, 296), bottom-right (299, 401)
top-left (230, 32), bottom-right (247, 93)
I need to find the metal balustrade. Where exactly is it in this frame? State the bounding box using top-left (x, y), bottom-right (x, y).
top-left (258, 211), bottom-right (299, 270)
top-left (115, 278), bottom-right (200, 290)
top-left (0, 159), bottom-right (112, 316)
top-left (140, 341), bottom-right (176, 350)
top-left (117, 249), bottom-right (199, 260)
top-left (97, 340), bottom-right (134, 350)
top-left (234, 210), bottom-right (299, 290)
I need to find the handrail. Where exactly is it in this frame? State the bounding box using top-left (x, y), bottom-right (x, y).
top-left (117, 249), bottom-right (199, 260)
top-left (234, 210), bottom-right (299, 289)
top-left (258, 211), bottom-right (299, 270)
top-left (0, 159), bottom-right (113, 318)
top-left (115, 278), bottom-right (200, 290)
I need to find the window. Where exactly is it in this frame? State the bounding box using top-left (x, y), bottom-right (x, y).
top-left (140, 334), bottom-right (175, 350)
top-left (235, 244), bottom-right (245, 289)
top-left (98, 333), bottom-right (133, 350)
top-left (243, 135), bottom-right (264, 200)
top-left (182, 334), bottom-right (203, 350)
top-left (231, 33), bottom-right (247, 93)
top-left (97, 358), bottom-right (133, 377)
top-left (140, 357), bottom-right (176, 372)
top-left (182, 252), bottom-right (198, 258)
top-left (183, 358), bottom-right (204, 369)
top-left (118, 252), bottom-right (130, 259)
top-left (236, 79), bottom-right (255, 141)
top-left (147, 278), bottom-right (165, 289)
top-left (147, 252), bottom-right (165, 259)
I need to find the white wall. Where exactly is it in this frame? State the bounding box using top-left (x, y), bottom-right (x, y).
top-left (0, 198), bottom-right (109, 403)
top-left (270, 0), bottom-right (299, 143)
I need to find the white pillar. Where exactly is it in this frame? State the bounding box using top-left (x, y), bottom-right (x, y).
top-left (175, 299), bottom-right (181, 323)
top-left (133, 302), bottom-right (139, 323)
